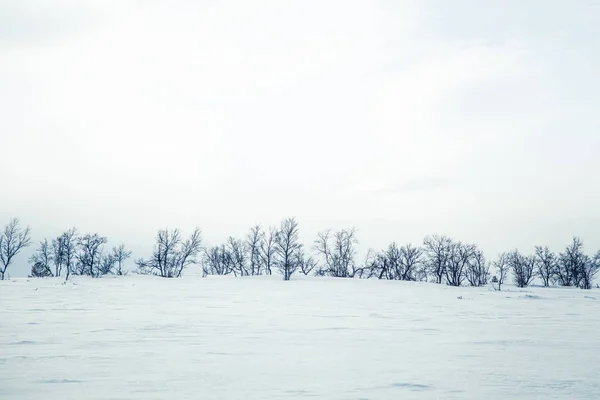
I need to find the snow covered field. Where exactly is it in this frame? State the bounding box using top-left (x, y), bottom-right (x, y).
top-left (1, 275), bottom-right (599, 400)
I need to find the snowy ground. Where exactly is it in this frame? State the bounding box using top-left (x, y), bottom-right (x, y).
top-left (1, 275), bottom-right (599, 400)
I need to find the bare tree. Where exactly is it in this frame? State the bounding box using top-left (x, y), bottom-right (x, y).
top-left (357, 249), bottom-right (381, 279)
top-left (274, 218), bottom-right (302, 281)
top-left (381, 243), bottom-right (400, 280)
top-left (508, 250), bottom-right (535, 288)
top-left (297, 248), bottom-right (318, 276)
top-left (138, 228), bottom-right (180, 277)
top-left (136, 227), bottom-right (202, 278)
top-left (556, 238), bottom-right (578, 286)
top-left (446, 242), bottom-right (475, 287)
top-left (336, 228), bottom-right (359, 278)
top-left (577, 254), bottom-right (598, 290)
top-left (398, 243), bottom-right (423, 281)
top-left (61, 228), bottom-right (79, 281)
top-left (245, 225), bottom-right (265, 276)
top-left (176, 228), bottom-right (203, 277)
top-left (29, 239), bottom-right (54, 277)
top-left (260, 226), bottom-right (277, 275)
top-left (112, 244), bottom-right (132, 276)
top-left (413, 260), bottom-right (429, 282)
top-left (315, 230), bottom-right (332, 276)
top-left (201, 248), bottom-right (215, 277)
top-left (77, 233), bottom-right (108, 277)
top-left (0, 218), bottom-right (32, 280)
top-left (314, 228), bottom-right (358, 278)
top-left (493, 252), bottom-right (510, 291)
top-left (465, 249), bottom-right (490, 287)
top-left (423, 235), bottom-right (451, 284)
top-left (99, 252), bottom-right (116, 275)
top-left (227, 236), bottom-right (249, 276)
top-left (556, 237), bottom-right (587, 288)
top-left (51, 236), bottom-right (66, 277)
top-left (534, 246), bottom-right (556, 287)
top-left (358, 243), bottom-right (424, 281)
top-left (381, 242), bottom-right (400, 280)
top-left (578, 250), bottom-right (600, 290)
top-left (557, 238), bottom-right (598, 290)
top-left (202, 244), bottom-right (233, 276)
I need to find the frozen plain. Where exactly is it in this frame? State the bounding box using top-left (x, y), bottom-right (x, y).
top-left (1, 275), bottom-right (599, 400)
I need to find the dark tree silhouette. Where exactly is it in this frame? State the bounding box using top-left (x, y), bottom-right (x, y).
top-left (556, 238), bottom-right (598, 289)
top-left (353, 243), bottom-right (422, 281)
top-left (423, 235), bottom-right (451, 284)
top-left (398, 243), bottom-right (424, 281)
top-left (29, 239), bottom-right (53, 278)
top-left (297, 248), bottom-right (318, 276)
top-left (246, 225), bottom-right (265, 276)
top-left (493, 252), bottom-right (509, 291)
top-left (260, 226), bottom-right (277, 275)
top-left (112, 244), bottom-right (132, 276)
top-left (173, 227), bottom-right (203, 277)
top-left (227, 236), bottom-right (249, 277)
top-left (508, 250), bottom-right (535, 288)
top-left (51, 236), bottom-right (66, 277)
top-left (381, 242), bottom-right (401, 280)
top-left (581, 250), bottom-right (600, 290)
top-left (202, 244), bottom-right (233, 276)
top-left (0, 218), bottom-right (32, 280)
top-left (358, 249), bottom-right (380, 279)
top-left (61, 228), bottom-right (79, 281)
top-left (99, 252), bottom-right (116, 275)
top-left (465, 249), bottom-right (490, 287)
top-left (534, 246), bottom-right (556, 287)
top-left (446, 242), bottom-right (475, 287)
top-left (556, 238), bottom-right (579, 286)
top-left (373, 242), bottom-right (424, 281)
top-left (274, 218), bottom-right (302, 280)
top-left (577, 254), bottom-right (598, 290)
top-left (77, 233), bottom-right (107, 277)
top-left (556, 237), bottom-right (590, 288)
top-left (314, 228), bottom-right (358, 278)
top-left (136, 227), bottom-right (202, 278)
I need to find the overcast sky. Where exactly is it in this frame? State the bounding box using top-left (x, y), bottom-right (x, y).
top-left (1, 0), bottom-right (599, 277)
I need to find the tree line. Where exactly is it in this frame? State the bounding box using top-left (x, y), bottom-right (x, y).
top-left (26, 225), bottom-right (131, 280)
top-left (1, 217), bottom-right (599, 289)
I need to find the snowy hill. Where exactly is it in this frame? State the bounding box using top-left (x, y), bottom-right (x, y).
top-left (1, 275), bottom-right (599, 399)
